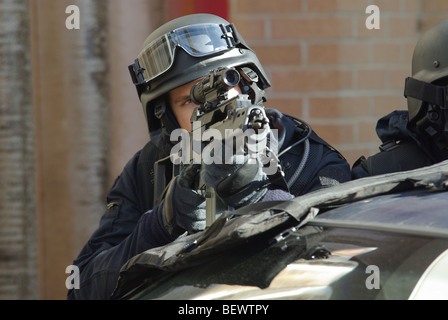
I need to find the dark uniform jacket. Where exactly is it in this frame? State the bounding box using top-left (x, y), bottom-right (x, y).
top-left (68, 108), bottom-right (351, 300)
top-left (352, 110), bottom-right (445, 179)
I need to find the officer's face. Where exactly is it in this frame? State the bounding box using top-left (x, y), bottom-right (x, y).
top-left (168, 78), bottom-right (241, 131)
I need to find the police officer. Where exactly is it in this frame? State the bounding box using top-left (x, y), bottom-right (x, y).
top-left (68, 14), bottom-right (350, 300)
top-left (352, 19), bottom-right (448, 178)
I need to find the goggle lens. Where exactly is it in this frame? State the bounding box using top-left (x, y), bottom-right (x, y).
top-left (130, 23), bottom-right (238, 85)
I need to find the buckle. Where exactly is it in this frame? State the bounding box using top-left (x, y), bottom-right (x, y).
top-left (128, 59), bottom-right (146, 85)
top-left (379, 140), bottom-right (399, 152)
top-left (219, 24), bottom-right (237, 48)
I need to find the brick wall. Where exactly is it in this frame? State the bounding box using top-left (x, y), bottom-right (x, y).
top-left (230, 0), bottom-right (448, 165)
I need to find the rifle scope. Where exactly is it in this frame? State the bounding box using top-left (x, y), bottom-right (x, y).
top-left (190, 67), bottom-right (241, 106)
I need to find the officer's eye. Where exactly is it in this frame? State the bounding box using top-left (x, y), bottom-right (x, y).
top-left (182, 99), bottom-right (193, 106)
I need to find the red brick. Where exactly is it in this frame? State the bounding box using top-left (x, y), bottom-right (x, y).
top-left (311, 123), bottom-right (355, 145)
top-left (251, 44), bottom-right (301, 66)
top-left (423, 0), bottom-right (448, 12)
top-left (357, 16), bottom-right (387, 38)
top-left (356, 69), bottom-right (388, 89)
top-left (403, 0), bottom-right (421, 12)
top-left (372, 43), bottom-right (403, 64)
top-left (420, 17), bottom-right (448, 33)
top-left (232, 18), bottom-right (266, 41)
top-left (389, 68), bottom-right (410, 90)
top-left (307, 43), bottom-right (370, 65)
top-left (403, 41), bottom-right (417, 62)
top-left (271, 17), bottom-right (353, 40)
top-left (372, 96), bottom-right (407, 117)
top-left (366, 0), bottom-right (401, 11)
top-left (390, 17), bottom-right (420, 37)
top-left (306, 0), bottom-right (339, 12)
top-left (337, 0), bottom-right (369, 12)
top-left (358, 120), bottom-right (379, 143)
top-left (234, 0), bottom-right (302, 14)
top-left (265, 97), bottom-right (303, 118)
top-left (343, 148), bottom-right (376, 167)
top-left (271, 69), bottom-right (353, 92)
top-left (309, 96), bottom-right (370, 118)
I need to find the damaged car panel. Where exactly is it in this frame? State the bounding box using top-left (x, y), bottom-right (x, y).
top-left (111, 161), bottom-right (448, 300)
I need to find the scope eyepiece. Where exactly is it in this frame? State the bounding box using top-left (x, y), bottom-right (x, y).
top-left (221, 68), bottom-right (240, 87)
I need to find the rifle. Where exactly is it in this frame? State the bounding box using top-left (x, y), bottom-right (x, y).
top-left (189, 67), bottom-right (277, 226)
top-left (154, 67), bottom-right (281, 227)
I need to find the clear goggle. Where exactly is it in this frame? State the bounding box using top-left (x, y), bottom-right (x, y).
top-left (129, 23), bottom-right (239, 85)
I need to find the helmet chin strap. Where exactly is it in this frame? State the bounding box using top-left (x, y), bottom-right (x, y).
top-left (416, 104), bottom-right (448, 151)
top-left (152, 96), bottom-right (181, 137)
top-left (404, 77), bottom-right (448, 153)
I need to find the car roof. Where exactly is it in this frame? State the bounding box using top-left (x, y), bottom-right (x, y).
top-left (112, 160), bottom-right (448, 299)
top-left (310, 189), bottom-right (448, 239)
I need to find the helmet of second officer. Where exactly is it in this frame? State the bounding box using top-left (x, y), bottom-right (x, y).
top-left (405, 19), bottom-right (448, 150)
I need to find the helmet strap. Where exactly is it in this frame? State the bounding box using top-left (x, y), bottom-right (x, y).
top-left (150, 96), bottom-right (181, 137)
top-left (154, 102), bottom-right (166, 120)
top-left (416, 104), bottom-right (448, 152)
top-left (404, 77), bottom-right (447, 108)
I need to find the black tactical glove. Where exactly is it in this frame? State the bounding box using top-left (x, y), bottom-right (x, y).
top-left (159, 164), bottom-right (206, 237)
top-left (201, 151), bottom-right (269, 209)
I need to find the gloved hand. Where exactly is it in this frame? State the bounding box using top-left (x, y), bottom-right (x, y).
top-left (200, 142), bottom-right (269, 209)
top-left (159, 164), bottom-right (206, 238)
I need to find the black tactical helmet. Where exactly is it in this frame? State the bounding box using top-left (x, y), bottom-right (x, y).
top-left (129, 14), bottom-right (271, 135)
top-left (404, 19), bottom-right (448, 149)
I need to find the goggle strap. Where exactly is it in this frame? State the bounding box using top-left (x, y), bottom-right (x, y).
top-left (230, 24), bottom-right (241, 45)
top-left (220, 23), bottom-right (238, 48)
top-left (129, 59), bottom-right (146, 85)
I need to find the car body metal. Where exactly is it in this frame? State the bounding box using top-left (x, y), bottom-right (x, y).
top-left (112, 161), bottom-right (448, 300)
